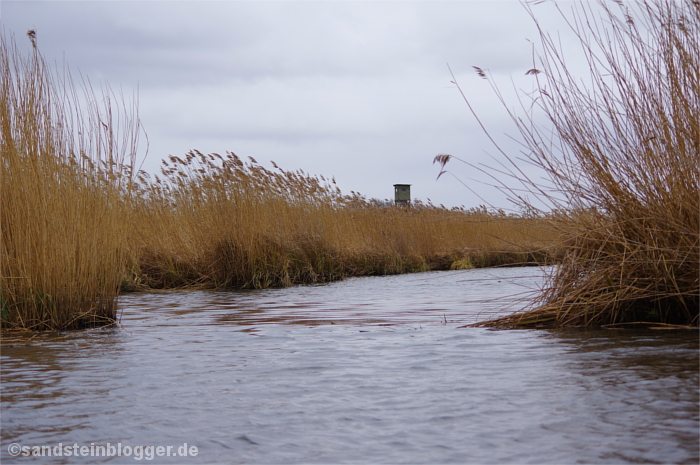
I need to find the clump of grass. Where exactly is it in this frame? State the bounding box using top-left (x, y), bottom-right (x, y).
top-left (450, 257), bottom-right (474, 271)
top-left (0, 32), bottom-right (141, 330)
top-left (449, 0), bottom-right (699, 327)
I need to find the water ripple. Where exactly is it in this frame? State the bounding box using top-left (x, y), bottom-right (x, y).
top-left (2, 268), bottom-right (698, 464)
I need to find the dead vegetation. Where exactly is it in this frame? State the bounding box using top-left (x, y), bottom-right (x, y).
top-left (1, 31), bottom-right (559, 331)
top-left (447, 0), bottom-right (699, 327)
top-left (124, 150), bottom-right (559, 292)
top-left (1, 31), bottom-right (141, 330)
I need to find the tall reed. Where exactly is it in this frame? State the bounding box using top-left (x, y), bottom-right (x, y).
top-left (125, 151), bottom-right (559, 291)
top-left (1, 32), bottom-right (141, 330)
top-left (443, 0), bottom-right (699, 327)
top-left (1, 29), bottom-right (561, 332)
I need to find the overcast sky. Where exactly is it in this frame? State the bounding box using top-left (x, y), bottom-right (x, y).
top-left (1, 0), bottom-right (588, 209)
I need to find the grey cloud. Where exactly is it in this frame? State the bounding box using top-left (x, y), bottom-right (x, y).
top-left (5, 1), bottom-right (541, 84)
top-left (2, 0), bottom-right (581, 208)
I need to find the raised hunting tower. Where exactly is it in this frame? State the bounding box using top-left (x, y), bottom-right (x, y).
top-left (394, 184), bottom-right (411, 206)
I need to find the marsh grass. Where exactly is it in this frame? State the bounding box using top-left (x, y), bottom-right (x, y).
top-left (126, 151), bottom-right (560, 291)
top-left (1, 30), bottom-right (560, 332)
top-left (445, 0), bottom-right (699, 327)
top-left (1, 32), bottom-right (141, 330)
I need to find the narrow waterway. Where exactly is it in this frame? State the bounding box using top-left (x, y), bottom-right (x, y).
top-left (2, 267), bottom-right (698, 464)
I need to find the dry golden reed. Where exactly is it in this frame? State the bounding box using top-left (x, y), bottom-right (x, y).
top-left (1, 32), bottom-right (141, 330)
top-left (124, 150), bottom-right (559, 292)
top-left (1, 30), bottom-right (559, 332)
top-left (447, 0), bottom-right (699, 327)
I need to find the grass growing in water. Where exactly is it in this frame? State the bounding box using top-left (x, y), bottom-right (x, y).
top-left (444, 0), bottom-right (699, 327)
top-left (1, 32), bottom-right (142, 330)
top-left (1, 31), bottom-right (560, 331)
top-left (125, 150), bottom-right (559, 291)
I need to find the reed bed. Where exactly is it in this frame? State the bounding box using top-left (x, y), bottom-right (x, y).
top-left (125, 150), bottom-right (559, 291)
top-left (1, 32), bottom-right (141, 330)
top-left (1, 30), bottom-right (559, 331)
top-left (456, 0), bottom-right (699, 327)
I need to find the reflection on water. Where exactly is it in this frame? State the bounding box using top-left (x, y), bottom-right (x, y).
top-left (2, 267), bottom-right (698, 464)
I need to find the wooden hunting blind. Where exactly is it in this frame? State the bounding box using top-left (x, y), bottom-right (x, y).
top-left (394, 184), bottom-right (411, 206)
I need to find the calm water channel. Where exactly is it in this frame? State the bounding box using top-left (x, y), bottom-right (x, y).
top-left (2, 267), bottom-right (698, 464)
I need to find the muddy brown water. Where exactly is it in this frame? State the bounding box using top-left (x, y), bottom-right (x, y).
top-left (2, 267), bottom-right (698, 464)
